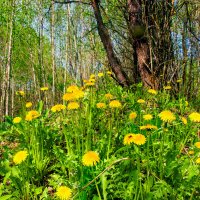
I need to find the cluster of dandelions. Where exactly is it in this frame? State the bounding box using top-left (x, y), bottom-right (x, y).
top-left (96, 93), bottom-right (122, 109)
top-left (12, 149), bottom-right (100, 199)
top-left (11, 83), bottom-right (200, 200)
top-left (124, 134), bottom-right (146, 145)
top-left (57, 151), bottom-right (100, 199)
top-left (55, 151), bottom-right (100, 199)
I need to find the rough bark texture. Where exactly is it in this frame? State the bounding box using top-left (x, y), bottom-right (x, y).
top-left (91, 0), bottom-right (129, 87)
top-left (127, 0), bottom-right (158, 89)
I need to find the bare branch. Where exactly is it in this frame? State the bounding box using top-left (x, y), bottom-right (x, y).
top-left (54, 0), bottom-right (91, 5)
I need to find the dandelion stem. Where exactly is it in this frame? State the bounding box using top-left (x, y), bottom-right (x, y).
top-left (72, 157), bottom-right (130, 199)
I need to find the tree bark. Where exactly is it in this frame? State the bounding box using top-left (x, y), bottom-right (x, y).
top-left (51, 0), bottom-right (56, 104)
top-left (11, 77), bottom-right (15, 117)
top-left (63, 4), bottom-right (70, 97)
top-left (91, 0), bottom-right (129, 87)
top-left (1, 0), bottom-right (15, 118)
top-left (38, 0), bottom-right (46, 88)
top-left (127, 0), bottom-right (158, 89)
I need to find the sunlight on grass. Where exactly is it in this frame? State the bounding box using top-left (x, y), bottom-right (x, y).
top-left (0, 73), bottom-right (200, 199)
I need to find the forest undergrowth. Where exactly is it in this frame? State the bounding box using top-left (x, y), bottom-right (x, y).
top-left (0, 72), bottom-right (200, 200)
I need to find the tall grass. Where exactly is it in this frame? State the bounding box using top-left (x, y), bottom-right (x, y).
top-left (0, 73), bottom-right (200, 199)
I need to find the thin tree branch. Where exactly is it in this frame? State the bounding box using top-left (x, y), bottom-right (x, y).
top-left (54, 0), bottom-right (91, 5)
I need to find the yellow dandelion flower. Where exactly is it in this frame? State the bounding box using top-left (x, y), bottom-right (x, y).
top-left (147, 89), bottom-right (157, 95)
top-left (143, 114), bottom-right (153, 121)
top-left (25, 110), bottom-right (40, 121)
top-left (196, 158), bottom-right (200, 164)
top-left (164, 85), bottom-right (171, 90)
top-left (133, 134), bottom-right (146, 145)
top-left (16, 90), bottom-right (25, 96)
top-left (85, 82), bottom-right (95, 86)
top-left (89, 78), bottom-right (95, 83)
top-left (140, 124), bottom-right (158, 130)
top-left (26, 102), bottom-right (32, 108)
top-left (63, 87), bottom-right (84, 101)
top-left (67, 85), bottom-right (79, 93)
top-left (137, 99), bottom-right (145, 104)
top-left (13, 150), bottom-right (28, 164)
top-left (96, 103), bottom-right (106, 109)
top-left (82, 151), bottom-right (100, 166)
top-left (56, 186), bottom-right (72, 200)
top-left (107, 71), bottom-right (112, 75)
top-left (51, 104), bottom-right (66, 112)
top-left (13, 117), bottom-right (22, 124)
top-left (158, 110), bottom-right (176, 122)
top-left (29, 110), bottom-right (40, 119)
top-left (63, 93), bottom-right (76, 101)
top-left (98, 72), bottom-right (104, 77)
top-left (73, 90), bottom-right (84, 99)
top-left (105, 93), bottom-right (113, 99)
top-left (188, 150), bottom-right (194, 155)
top-left (40, 87), bottom-right (48, 91)
top-left (129, 112), bottom-right (137, 120)
top-left (189, 112), bottom-right (200, 122)
top-left (123, 134), bottom-right (135, 145)
top-left (25, 114), bottom-right (32, 121)
top-left (176, 79), bottom-right (182, 83)
top-left (109, 100), bottom-right (122, 108)
top-left (67, 102), bottom-right (79, 110)
top-left (195, 142), bottom-right (200, 149)
top-left (181, 117), bottom-right (187, 125)
top-left (90, 74), bottom-right (95, 79)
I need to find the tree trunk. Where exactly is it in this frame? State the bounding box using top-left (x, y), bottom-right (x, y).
top-left (91, 0), bottom-right (129, 87)
top-left (64, 4), bottom-right (70, 97)
top-left (182, 22), bottom-right (187, 95)
top-left (51, 0), bottom-right (56, 104)
top-left (127, 0), bottom-right (158, 89)
top-left (1, 0), bottom-right (15, 118)
top-left (38, 0), bottom-right (45, 88)
top-left (11, 77), bottom-right (15, 117)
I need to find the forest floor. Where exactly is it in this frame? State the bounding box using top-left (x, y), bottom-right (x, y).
top-left (1, 72), bottom-right (200, 200)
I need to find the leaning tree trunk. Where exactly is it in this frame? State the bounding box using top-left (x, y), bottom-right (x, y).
top-left (91, 0), bottom-right (129, 87)
top-left (127, 0), bottom-right (158, 89)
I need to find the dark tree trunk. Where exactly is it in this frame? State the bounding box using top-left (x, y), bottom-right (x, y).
top-left (127, 0), bottom-right (158, 89)
top-left (91, 0), bottom-right (129, 87)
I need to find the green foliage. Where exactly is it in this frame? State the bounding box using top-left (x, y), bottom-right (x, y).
top-left (1, 74), bottom-right (200, 199)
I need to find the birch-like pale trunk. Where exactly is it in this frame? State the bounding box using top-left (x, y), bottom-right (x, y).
top-left (38, 0), bottom-right (45, 88)
top-left (11, 77), bottom-right (15, 117)
top-left (63, 4), bottom-right (71, 98)
top-left (2, 0), bottom-right (15, 118)
top-left (51, 0), bottom-right (56, 104)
